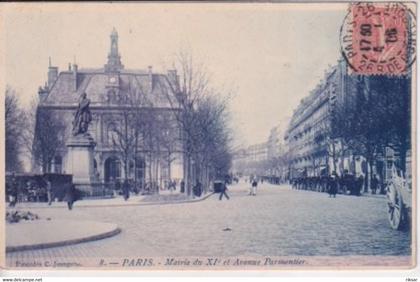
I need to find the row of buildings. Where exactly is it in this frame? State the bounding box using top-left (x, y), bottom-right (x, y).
top-left (231, 124), bottom-right (285, 182)
top-left (232, 59), bottom-right (410, 187)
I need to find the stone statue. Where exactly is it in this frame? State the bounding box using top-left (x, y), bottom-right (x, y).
top-left (72, 92), bottom-right (92, 136)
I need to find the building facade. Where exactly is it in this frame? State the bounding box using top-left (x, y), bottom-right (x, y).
top-left (35, 29), bottom-right (183, 188)
top-left (231, 142), bottom-right (269, 177)
top-left (284, 61), bottom-right (351, 179)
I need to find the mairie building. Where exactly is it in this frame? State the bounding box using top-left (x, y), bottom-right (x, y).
top-left (35, 28), bottom-right (183, 188)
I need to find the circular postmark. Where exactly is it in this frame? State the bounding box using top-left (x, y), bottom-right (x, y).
top-left (340, 2), bottom-right (416, 76)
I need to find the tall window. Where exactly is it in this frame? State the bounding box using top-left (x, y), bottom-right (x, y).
top-left (104, 156), bottom-right (121, 183)
top-left (53, 156), bottom-right (62, 173)
top-left (135, 157), bottom-right (145, 185)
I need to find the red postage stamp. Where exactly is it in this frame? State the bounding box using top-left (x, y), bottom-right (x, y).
top-left (340, 2), bottom-right (416, 76)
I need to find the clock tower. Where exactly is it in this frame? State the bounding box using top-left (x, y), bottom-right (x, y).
top-left (104, 27), bottom-right (124, 73)
top-left (104, 28), bottom-right (122, 102)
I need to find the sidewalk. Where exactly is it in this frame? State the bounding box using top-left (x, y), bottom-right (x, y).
top-left (6, 191), bottom-right (215, 209)
top-left (6, 220), bottom-right (121, 252)
top-left (360, 192), bottom-right (387, 199)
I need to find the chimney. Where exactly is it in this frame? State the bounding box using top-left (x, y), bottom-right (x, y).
top-left (47, 57), bottom-right (58, 90)
top-left (72, 63), bottom-right (78, 92)
top-left (38, 85), bottom-right (48, 103)
top-left (148, 66), bottom-right (153, 91)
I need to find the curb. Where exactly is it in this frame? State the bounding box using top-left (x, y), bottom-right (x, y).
top-left (6, 226), bottom-right (122, 253)
top-left (139, 192), bottom-right (215, 206)
top-left (6, 192), bottom-right (216, 210)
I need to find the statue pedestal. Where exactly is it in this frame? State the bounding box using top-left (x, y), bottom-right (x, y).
top-left (66, 134), bottom-right (97, 194)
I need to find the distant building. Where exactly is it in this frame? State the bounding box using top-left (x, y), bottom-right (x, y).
top-left (34, 29), bottom-right (183, 187)
top-left (248, 142), bottom-right (269, 162)
top-left (267, 126), bottom-right (283, 159)
top-left (231, 142), bottom-right (269, 177)
top-left (266, 125), bottom-right (287, 181)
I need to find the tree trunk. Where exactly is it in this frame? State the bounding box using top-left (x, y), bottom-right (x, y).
top-left (42, 161), bottom-right (48, 174)
top-left (186, 155), bottom-right (192, 197)
top-left (363, 157), bottom-right (370, 193)
top-left (148, 154), bottom-right (153, 193)
top-left (168, 152), bottom-right (172, 180)
top-left (124, 158), bottom-right (128, 181)
top-left (332, 141), bottom-right (337, 173)
top-left (368, 157), bottom-right (374, 193)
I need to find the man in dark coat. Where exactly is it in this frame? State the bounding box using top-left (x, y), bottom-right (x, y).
top-left (371, 174), bottom-right (379, 195)
top-left (251, 177), bottom-right (258, 196)
top-left (328, 172), bottom-right (338, 198)
top-left (122, 179), bottom-right (130, 201)
top-left (356, 175), bottom-right (364, 196)
top-left (219, 180), bottom-right (230, 200)
top-left (64, 184), bottom-right (81, 210)
top-left (180, 179), bottom-right (185, 193)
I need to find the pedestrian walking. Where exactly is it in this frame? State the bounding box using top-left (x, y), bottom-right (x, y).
top-left (371, 174), bottom-right (379, 195)
top-left (45, 177), bottom-right (53, 205)
top-left (122, 179), bottom-right (130, 201)
top-left (356, 175), bottom-right (364, 196)
top-left (180, 179), bottom-right (185, 193)
top-left (64, 184), bottom-right (81, 210)
top-left (251, 177), bottom-right (258, 196)
top-left (328, 172), bottom-right (338, 198)
top-left (168, 180), bottom-right (176, 193)
top-left (219, 180), bottom-right (230, 200)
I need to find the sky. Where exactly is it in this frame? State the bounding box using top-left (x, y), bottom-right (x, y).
top-left (1, 3), bottom-right (348, 148)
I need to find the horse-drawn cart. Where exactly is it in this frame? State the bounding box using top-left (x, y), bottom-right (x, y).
top-left (386, 166), bottom-right (412, 230)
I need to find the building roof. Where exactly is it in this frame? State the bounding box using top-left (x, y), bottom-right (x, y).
top-left (43, 71), bottom-right (176, 108)
top-left (40, 29), bottom-right (178, 109)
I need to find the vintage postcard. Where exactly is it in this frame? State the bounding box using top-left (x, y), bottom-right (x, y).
top-left (1, 2), bottom-right (417, 271)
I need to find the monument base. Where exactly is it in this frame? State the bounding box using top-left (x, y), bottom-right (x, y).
top-left (66, 134), bottom-right (97, 194)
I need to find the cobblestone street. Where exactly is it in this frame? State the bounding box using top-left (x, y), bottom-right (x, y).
top-left (6, 182), bottom-right (412, 267)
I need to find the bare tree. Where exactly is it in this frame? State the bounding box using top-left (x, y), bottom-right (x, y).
top-left (32, 106), bottom-right (66, 173)
top-left (109, 110), bottom-right (138, 181)
top-left (194, 94), bottom-right (232, 191)
top-left (159, 112), bottom-right (180, 186)
top-left (5, 86), bottom-right (25, 172)
top-left (20, 98), bottom-right (40, 169)
top-left (107, 84), bottom-right (148, 185)
top-left (160, 51), bottom-right (213, 196)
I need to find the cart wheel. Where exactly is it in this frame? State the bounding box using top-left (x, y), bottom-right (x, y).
top-left (386, 183), bottom-right (407, 230)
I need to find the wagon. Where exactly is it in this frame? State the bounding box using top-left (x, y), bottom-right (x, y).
top-left (213, 180), bottom-right (225, 193)
top-left (386, 166), bottom-right (412, 230)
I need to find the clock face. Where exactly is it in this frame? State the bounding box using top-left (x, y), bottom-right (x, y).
top-left (109, 76), bottom-right (117, 83)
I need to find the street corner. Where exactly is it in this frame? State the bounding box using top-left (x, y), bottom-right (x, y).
top-left (6, 219), bottom-right (121, 252)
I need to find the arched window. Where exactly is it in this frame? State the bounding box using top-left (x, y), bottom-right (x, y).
top-left (106, 89), bottom-right (116, 103)
top-left (107, 123), bottom-right (118, 146)
top-left (135, 157), bottom-right (145, 184)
